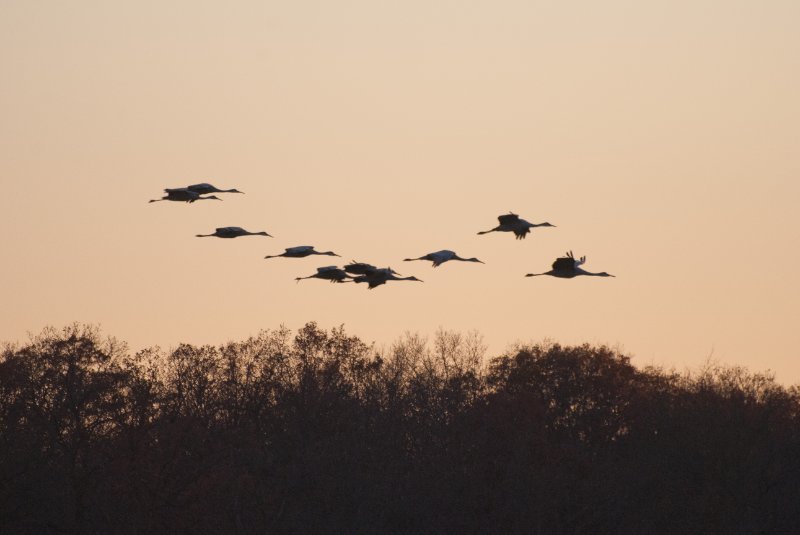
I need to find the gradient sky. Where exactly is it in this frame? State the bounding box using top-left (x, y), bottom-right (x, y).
top-left (2, 1), bottom-right (799, 382)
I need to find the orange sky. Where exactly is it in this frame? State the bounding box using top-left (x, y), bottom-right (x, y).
top-left (2, 1), bottom-right (799, 382)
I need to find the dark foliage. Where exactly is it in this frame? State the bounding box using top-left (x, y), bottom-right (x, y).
top-left (1, 324), bottom-right (799, 534)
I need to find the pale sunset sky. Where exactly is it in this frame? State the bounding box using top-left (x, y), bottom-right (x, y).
top-left (1, 1), bottom-right (799, 381)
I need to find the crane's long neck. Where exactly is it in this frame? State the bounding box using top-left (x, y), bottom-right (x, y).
top-left (477, 227), bottom-right (499, 235)
top-left (579, 270), bottom-right (614, 277)
top-left (196, 234), bottom-right (214, 237)
top-left (454, 255), bottom-right (483, 263)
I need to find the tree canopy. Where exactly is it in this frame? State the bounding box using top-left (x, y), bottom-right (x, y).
top-left (1, 323), bottom-right (798, 534)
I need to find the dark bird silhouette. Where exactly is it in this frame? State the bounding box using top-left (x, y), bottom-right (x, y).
top-left (526, 251), bottom-right (615, 278)
top-left (265, 246), bottom-right (340, 259)
top-left (295, 266), bottom-right (352, 283)
top-left (196, 227), bottom-right (272, 238)
top-left (187, 183), bottom-right (244, 195)
top-left (344, 261), bottom-right (400, 276)
top-left (351, 266), bottom-right (423, 290)
top-left (149, 188), bottom-right (221, 203)
top-left (404, 249), bottom-right (484, 268)
top-left (478, 212), bottom-right (555, 240)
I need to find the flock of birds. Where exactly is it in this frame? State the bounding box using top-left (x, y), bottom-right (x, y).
top-left (149, 182), bottom-right (614, 289)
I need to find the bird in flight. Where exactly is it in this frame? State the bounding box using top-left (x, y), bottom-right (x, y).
top-left (264, 246), bottom-right (340, 259)
top-left (526, 251), bottom-right (614, 278)
top-left (478, 212), bottom-right (555, 240)
top-left (149, 188), bottom-right (221, 203)
top-left (196, 227), bottom-right (272, 238)
top-left (186, 183), bottom-right (244, 195)
top-left (404, 249), bottom-right (484, 268)
top-left (295, 266), bottom-right (352, 283)
top-left (351, 266), bottom-right (423, 289)
top-left (343, 261), bottom-right (400, 276)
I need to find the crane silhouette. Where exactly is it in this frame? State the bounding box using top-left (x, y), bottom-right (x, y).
top-left (295, 266), bottom-right (352, 283)
top-left (404, 250), bottom-right (484, 268)
top-left (526, 251), bottom-right (614, 278)
top-left (344, 261), bottom-right (401, 276)
top-left (351, 266), bottom-right (423, 289)
top-left (187, 183), bottom-right (244, 195)
top-left (478, 212), bottom-right (555, 240)
top-left (149, 188), bottom-right (221, 203)
top-left (196, 227), bottom-right (272, 238)
top-left (264, 246), bottom-right (340, 259)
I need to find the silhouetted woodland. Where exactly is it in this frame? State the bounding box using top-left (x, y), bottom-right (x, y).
top-left (2, 323), bottom-right (800, 534)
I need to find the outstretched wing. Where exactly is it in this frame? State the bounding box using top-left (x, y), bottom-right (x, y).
top-left (187, 183), bottom-right (214, 193)
top-left (286, 245), bottom-right (313, 255)
top-left (498, 213), bottom-right (520, 226)
top-left (552, 255), bottom-right (576, 272)
top-left (344, 262), bottom-right (377, 275)
top-left (316, 266), bottom-right (338, 273)
top-left (512, 227), bottom-right (530, 239)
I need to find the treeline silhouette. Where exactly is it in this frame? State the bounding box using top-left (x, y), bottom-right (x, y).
top-left (2, 323), bottom-right (799, 534)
